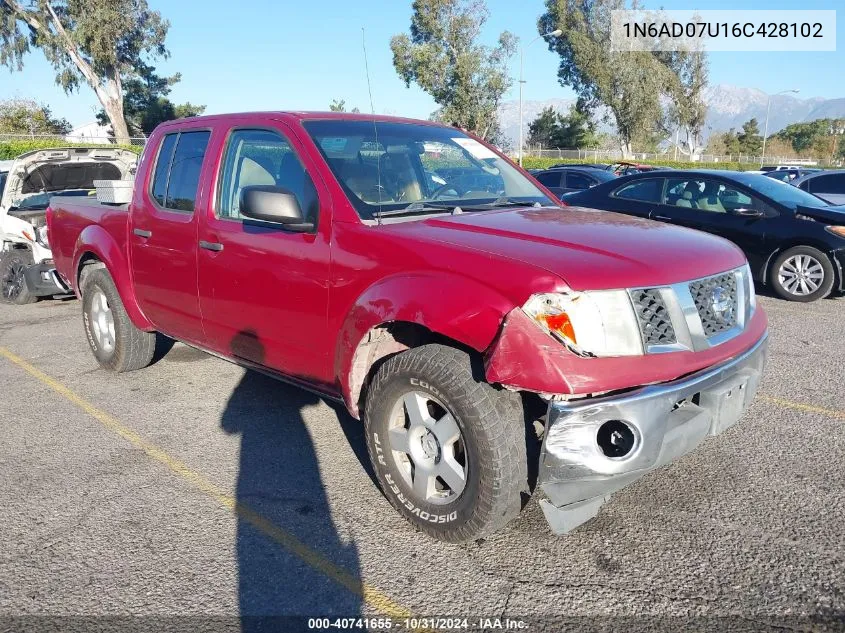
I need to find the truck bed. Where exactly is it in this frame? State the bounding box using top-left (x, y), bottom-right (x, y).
top-left (48, 197), bottom-right (130, 293)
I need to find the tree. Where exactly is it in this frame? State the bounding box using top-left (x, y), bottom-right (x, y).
top-left (526, 107), bottom-right (559, 148)
top-left (774, 118), bottom-right (845, 159)
top-left (0, 98), bottom-right (71, 136)
top-left (554, 101), bottom-right (598, 148)
top-left (96, 64), bottom-right (205, 136)
top-left (329, 99), bottom-right (359, 113)
top-left (391, 0), bottom-right (516, 142)
top-left (737, 118), bottom-right (762, 155)
top-left (660, 46), bottom-right (709, 156)
top-left (539, 0), bottom-right (678, 157)
top-left (1, 0), bottom-right (170, 144)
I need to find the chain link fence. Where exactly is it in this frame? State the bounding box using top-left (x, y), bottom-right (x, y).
top-left (517, 146), bottom-right (834, 167)
top-left (0, 133), bottom-right (148, 147)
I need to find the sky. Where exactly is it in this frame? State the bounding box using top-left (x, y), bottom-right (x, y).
top-left (0, 0), bottom-right (842, 130)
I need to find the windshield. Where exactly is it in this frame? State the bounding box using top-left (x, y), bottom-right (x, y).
top-left (738, 173), bottom-right (830, 209)
top-left (303, 120), bottom-right (554, 220)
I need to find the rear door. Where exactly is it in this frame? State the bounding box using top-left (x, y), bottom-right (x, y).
top-left (197, 122), bottom-right (333, 386)
top-left (805, 173), bottom-right (845, 205)
top-left (129, 129), bottom-right (212, 342)
top-left (562, 170), bottom-right (595, 194)
top-left (604, 177), bottom-right (664, 218)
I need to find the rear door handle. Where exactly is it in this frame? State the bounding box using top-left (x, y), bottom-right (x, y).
top-left (133, 228), bottom-right (152, 238)
top-left (199, 240), bottom-right (224, 252)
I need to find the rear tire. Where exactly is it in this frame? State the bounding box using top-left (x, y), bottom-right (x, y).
top-left (81, 267), bottom-right (155, 372)
top-left (364, 344), bottom-right (527, 543)
top-left (770, 246), bottom-right (834, 303)
top-left (0, 250), bottom-right (38, 305)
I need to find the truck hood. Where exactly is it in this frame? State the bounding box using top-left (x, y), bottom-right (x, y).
top-left (0, 147), bottom-right (137, 213)
top-left (390, 206), bottom-right (747, 291)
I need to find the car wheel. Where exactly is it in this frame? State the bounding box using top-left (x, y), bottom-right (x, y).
top-left (0, 250), bottom-right (38, 305)
top-left (364, 344), bottom-right (527, 543)
top-left (81, 267), bottom-right (156, 372)
top-left (771, 246), bottom-right (835, 303)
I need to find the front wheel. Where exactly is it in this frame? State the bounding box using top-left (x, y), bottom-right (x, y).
top-left (364, 344), bottom-right (527, 543)
top-left (0, 250), bottom-right (37, 305)
top-left (770, 246), bottom-right (835, 303)
top-left (81, 267), bottom-right (156, 372)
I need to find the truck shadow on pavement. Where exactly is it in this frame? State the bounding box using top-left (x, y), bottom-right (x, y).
top-left (219, 332), bottom-right (363, 631)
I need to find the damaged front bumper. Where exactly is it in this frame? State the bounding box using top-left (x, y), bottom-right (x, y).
top-left (23, 261), bottom-right (70, 297)
top-left (537, 333), bottom-right (768, 535)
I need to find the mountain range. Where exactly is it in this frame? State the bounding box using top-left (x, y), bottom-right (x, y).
top-left (498, 84), bottom-right (845, 148)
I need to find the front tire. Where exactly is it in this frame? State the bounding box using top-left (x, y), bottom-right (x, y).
top-left (364, 344), bottom-right (527, 543)
top-left (81, 267), bottom-right (155, 372)
top-left (770, 246), bottom-right (835, 303)
top-left (0, 250), bottom-right (38, 305)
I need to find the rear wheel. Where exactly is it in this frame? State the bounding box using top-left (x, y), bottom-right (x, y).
top-left (81, 267), bottom-right (155, 372)
top-left (771, 246), bottom-right (834, 303)
top-left (0, 250), bottom-right (37, 305)
top-left (364, 344), bottom-right (527, 543)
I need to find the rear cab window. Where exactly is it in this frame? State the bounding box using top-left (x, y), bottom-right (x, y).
top-left (150, 130), bottom-right (211, 212)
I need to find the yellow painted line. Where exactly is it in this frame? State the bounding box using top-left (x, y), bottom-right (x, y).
top-left (0, 346), bottom-right (413, 620)
top-left (758, 394), bottom-right (845, 421)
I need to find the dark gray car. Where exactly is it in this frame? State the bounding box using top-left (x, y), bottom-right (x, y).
top-left (793, 170), bottom-right (845, 206)
top-left (533, 167), bottom-right (617, 198)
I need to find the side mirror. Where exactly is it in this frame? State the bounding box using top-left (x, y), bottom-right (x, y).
top-left (240, 185), bottom-right (314, 231)
top-left (731, 207), bottom-right (764, 218)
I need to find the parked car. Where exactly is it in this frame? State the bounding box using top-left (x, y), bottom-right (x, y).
top-left (793, 170), bottom-right (845, 206)
top-left (762, 169), bottom-right (818, 184)
top-left (0, 147), bottom-right (137, 304)
top-left (562, 169), bottom-right (845, 302)
top-left (607, 161), bottom-right (667, 176)
top-left (533, 167), bottom-right (617, 197)
top-left (48, 112), bottom-right (768, 542)
top-left (549, 162), bottom-right (610, 170)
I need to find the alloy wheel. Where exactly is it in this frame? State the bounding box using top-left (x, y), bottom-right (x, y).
top-left (89, 288), bottom-right (116, 354)
top-left (387, 391), bottom-right (468, 505)
top-left (778, 254), bottom-right (825, 296)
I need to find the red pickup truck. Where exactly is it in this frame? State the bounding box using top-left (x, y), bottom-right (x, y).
top-left (48, 112), bottom-right (768, 542)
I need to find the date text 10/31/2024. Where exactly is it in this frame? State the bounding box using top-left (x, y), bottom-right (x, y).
top-left (307, 617), bottom-right (529, 630)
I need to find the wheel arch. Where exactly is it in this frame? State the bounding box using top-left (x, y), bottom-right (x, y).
top-left (72, 225), bottom-right (153, 330)
top-left (760, 238), bottom-right (840, 287)
top-left (335, 272), bottom-right (516, 418)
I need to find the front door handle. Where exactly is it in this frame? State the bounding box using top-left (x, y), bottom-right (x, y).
top-left (653, 215), bottom-right (671, 221)
top-left (199, 240), bottom-right (224, 252)
top-left (133, 228), bottom-right (152, 238)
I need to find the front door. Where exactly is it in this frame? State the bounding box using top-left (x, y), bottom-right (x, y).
top-left (652, 177), bottom-right (769, 272)
top-left (197, 123), bottom-right (333, 387)
top-left (129, 129), bottom-right (212, 342)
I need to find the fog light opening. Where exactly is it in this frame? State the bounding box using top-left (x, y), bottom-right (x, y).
top-left (597, 420), bottom-right (636, 458)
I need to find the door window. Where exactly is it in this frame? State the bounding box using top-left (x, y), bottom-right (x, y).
top-left (664, 178), bottom-right (763, 214)
top-left (536, 171), bottom-right (562, 187)
top-left (612, 178), bottom-right (663, 202)
top-left (150, 131), bottom-right (211, 212)
top-left (565, 172), bottom-right (593, 190)
top-left (217, 129), bottom-right (319, 225)
top-left (810, 173), bottom-right (845, 194)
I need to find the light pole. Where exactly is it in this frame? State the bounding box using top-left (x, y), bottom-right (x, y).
top-left (761, 88), bottom-right (800, 164)
top-left (519, 28), bottom-right (562, 167)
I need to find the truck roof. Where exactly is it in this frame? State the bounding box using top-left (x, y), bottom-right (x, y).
top-left (156, 111), bottom-right (452, 130)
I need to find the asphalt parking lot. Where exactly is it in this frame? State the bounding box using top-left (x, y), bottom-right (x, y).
top-left (1, 293), bottom-right (843, 632)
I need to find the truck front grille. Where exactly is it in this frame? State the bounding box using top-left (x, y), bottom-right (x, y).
top-left (689, 272), bottom-right (739, 337)
top-left (630, 289), bottom-right (676, 346)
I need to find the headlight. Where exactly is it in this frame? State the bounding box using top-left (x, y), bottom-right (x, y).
top-left (743, 262), bottom-right (756, 312)
top-left (522, 291), bottom-right (643, 357)
top-left (36, 225), bottom-right (49, 249)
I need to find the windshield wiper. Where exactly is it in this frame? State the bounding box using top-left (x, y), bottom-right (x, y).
top-left (459, 197), bottom-right (543, 211)
top-left (373, 201), bottom-right (460, 219)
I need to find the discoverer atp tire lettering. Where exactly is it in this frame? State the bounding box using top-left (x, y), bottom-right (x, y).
top-left (363, 344), bottom-right (527, 543)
